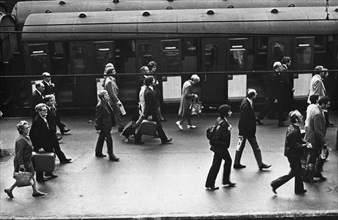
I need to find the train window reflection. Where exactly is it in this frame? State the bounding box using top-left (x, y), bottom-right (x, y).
top-left (72, 46), bottom-right (85, 74)
top-left (95, 42), bottom-right (114, 74)
top-left (28, 44), bottom-right (50, 75)
top-left (296, 46), bottom-right (311, 65)
top-left (229, 48), bottom-right (246, 71)
top-left (204, 43), bottom-right (217, 71)
top-left (271, 42), bottom-right (285, 62)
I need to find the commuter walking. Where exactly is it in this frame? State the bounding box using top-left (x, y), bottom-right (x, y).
top-left (205, 104), bottom-right (236, 190)
top-left (103, 63), bottom-right (125, 132)
top-left (29, 103), bottom-right (58, 182)
top-left (4, 121), bottom-right (45, 198)
top-left (304, 96), bottom-right (330, 182)
top-left (31, 82), bottom-right (45, 120)
top-left (41, 72), bottom-right (70, 134)
top-left (44, 95), bottom-right (72, 164)
top-left (233, 89), bottom-right (271, 170)
top-left (147, 61), bottom-right (166, 122)
top-left (270, 110), bottom-right (311, 195)
top-left (134, 76), bottom-right (172, 145)
top-left (308, 66), bottom-right (334, 127)
top-left (272, 61), bottom-right (293, 127)
top-left (176, 74), bottom-right (200, 130)
top-left (94, 90), bottom-right (119, 161)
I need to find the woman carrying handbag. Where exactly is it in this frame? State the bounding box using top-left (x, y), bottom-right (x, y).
top-left (4, 121), bottom-right (45, 198)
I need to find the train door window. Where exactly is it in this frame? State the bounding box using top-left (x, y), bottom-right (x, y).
top-left (137, 43), bottom-right (153, 68)
top-left (161, 39), bottom-right (182, 103)
top-left (256, 37), bottom-right (268, 70)
top-left (26, 43), bottom-right (50, 75)
top-left (94, 41), bottom-right (114, 75)
top-left (201, 38), bottom-right (227, 105)
top-left (314, 36), bottom-right (328, 67)
top-left (182, 39), bottom-right (197, 74)
top-left (51, 42), bottom-right (68, 75)
top-left (293, 37), bottom-right (314, 99)
top-left (72, 46), bottom-right (85, 74)
top-left (227, 38), bottom-right (249, 101)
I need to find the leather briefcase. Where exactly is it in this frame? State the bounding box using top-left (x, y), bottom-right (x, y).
top-left (32, 152), bottom-right (56, 172)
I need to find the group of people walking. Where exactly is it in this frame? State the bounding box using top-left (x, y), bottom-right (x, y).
top-left (4, 60), bottom-right (334, 199)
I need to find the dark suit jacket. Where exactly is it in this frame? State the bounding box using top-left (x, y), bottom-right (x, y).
top-left (284, 124), bottom-right (306, 157)
top-left (31, 90), bottom-right (44, 118)
top-left (272, 73), bottom-right (292, 104)
top-left (144, 86), bottom-right (158, 118)
top-left (46, 107), bottom-right (57, 134)
top-left (29, 115), bottom-right (54, 152)
top-left (210, 117), bottom-right (231, 150)
top-left (42, 81), bottom-right (55, 96)
top-left (238, 98), bottom-right (256, 137)
top-left (95, 101), bottom-right (115, 131)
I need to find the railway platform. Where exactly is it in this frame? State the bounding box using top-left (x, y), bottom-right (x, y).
top-left (0, 112), bottom-right (337, 219)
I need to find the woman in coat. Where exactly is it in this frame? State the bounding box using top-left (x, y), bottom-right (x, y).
top-left (4, 121), bottom-right (45, 198)
top-left (176, 74), bottom-right (200, 130)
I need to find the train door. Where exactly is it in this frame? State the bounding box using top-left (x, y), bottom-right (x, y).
top-left (160, 39), bottom-right (182, 103)
top-left (268, 37), bottom-right (292, 67)
top-left (70, 42), bottom-right (96, 106)
top-left (201, 38), bottom-right (227, 106)
top-left (227, 38), bottom-right (251, 101)
top-left (136, 40), bottom-right (161, 70)
top-left (293, 37), bottom-right (314, 100)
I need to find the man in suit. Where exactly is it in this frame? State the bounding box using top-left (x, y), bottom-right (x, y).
top-left (304, 96), bottom-right (330, 182)
top-left (103, 63), bottom-right (125, 132)
top-left (42, 72), bottom-right (70, 134)
top-left (29, 103), bottom-right (58, 182)
top-left (95, 90), bottom-right (119, 161)
top-left (42, 72), bottom-right (56, 96)
top-left (44, 95), bottom-right (72, 164)
top-left (31, 82), bottom-right (45, 120)
top-left (233, 89), bottom-right (271, 170)
top-left (134, 76), bottom-right (172, 145)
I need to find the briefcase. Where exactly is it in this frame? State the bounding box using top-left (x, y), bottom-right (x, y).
top-left (138, 120), bottom-right (157, 136)
top-left (32, 152), bottom-right (56, 172)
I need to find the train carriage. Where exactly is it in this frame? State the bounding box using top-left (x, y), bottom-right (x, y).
top-left (18, 7), bottom-right (338, 112)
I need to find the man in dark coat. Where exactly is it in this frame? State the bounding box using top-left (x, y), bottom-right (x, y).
top-left (29, 103), bottom-right (58, 182)
top-left (271, 110), bottom-right (309, 195)
top-left (95, 90), bottom-right (119, 161)
top-left (233, 89), bottom-right (271, 170)
top-left (134, 76), bottom-right (172, 145)
top-left (31, 82), bottom-right (45, 120)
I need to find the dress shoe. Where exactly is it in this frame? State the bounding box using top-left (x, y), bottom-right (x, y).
top-left (259, 163), bottom-right (271, 170)
top-left (45, 173), bottom-right (58, 179)
top-left (4, 189), bottom-right (14, 198)
top-left (57, 136), bottom-right (63, 141)
top-left (60, 158), bottom-right (72, 164)
top-left (256, 118), bottom-right (263, 125)
top-left (187, 125), bottom-right (197, 129)
top-left (32, 191), bottom-right (45, 197)
top-left (270, 184), bottom-right (277, 194)
top-left (109, 156), bottom-right (120, 162)
top-left (233, 164), bottom-right (246, 169)
top-left (95, 153), bottom-right (107, 158)
top-left (61, 128), bottom-right (70, 134)
top-left (176, 121), bottom-right (183, 130)
top-left (36, 178), bottom-right (48, 183)
top-left (295, 189), bottom-right (307, 195)
top-left (314, 174), bottom-right (327, 181)
top-left (161, 138), bottom-right (172, 144)
top-left (223, 181), bottom-right (236, 187)
top-left (206, 186), bottom-right (219, 190)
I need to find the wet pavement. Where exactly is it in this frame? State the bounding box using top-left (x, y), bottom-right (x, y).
top-left (0, 112), bottom-right (337, 219)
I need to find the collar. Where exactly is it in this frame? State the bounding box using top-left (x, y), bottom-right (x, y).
top-left (246, 97), bottom-right (253, 107)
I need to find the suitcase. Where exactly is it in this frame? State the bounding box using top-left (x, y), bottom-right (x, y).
top-left (32, 152), bottom-right (56, 172)
top-left (137, 119), bottom-right (157, 136)
top-left (120, 121), bottom-right (136, 142)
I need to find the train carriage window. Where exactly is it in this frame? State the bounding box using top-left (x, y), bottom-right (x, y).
top-left (94, 41), bottom-right (114, 74)
top-left (229, 46), bottom-right (246, 71)
top-left (72, 46), bottom-right (85, 74)
top-left (204, 43), bottom-right (218, 71)
top-left (182, 39), bottom-right (197, 74)
top-left (271, 42), bottom-right (285, 63)
top-left (138, 43), bottom-right (153, 68)
top-left (27, 44), bottom-right (50, 75)
top-left (50, 42), bottom-right (68, 75)
top-left (161, 39), bottom-right (181, 73)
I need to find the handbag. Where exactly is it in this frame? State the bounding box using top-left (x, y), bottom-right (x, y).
top-left (190, 98), bottom-right (202, 116)
top-left (14, 171), bottom-right (34, 187)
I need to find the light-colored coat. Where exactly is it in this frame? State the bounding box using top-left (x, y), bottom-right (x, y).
top-left (304, 104), bottom-right (326, 149)
top-left (307, 74), bottom-right (326, 104)
top-left (178, 80), bottom-right (195, 117)
top-left (103, 76), bottom-right (120, 105)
